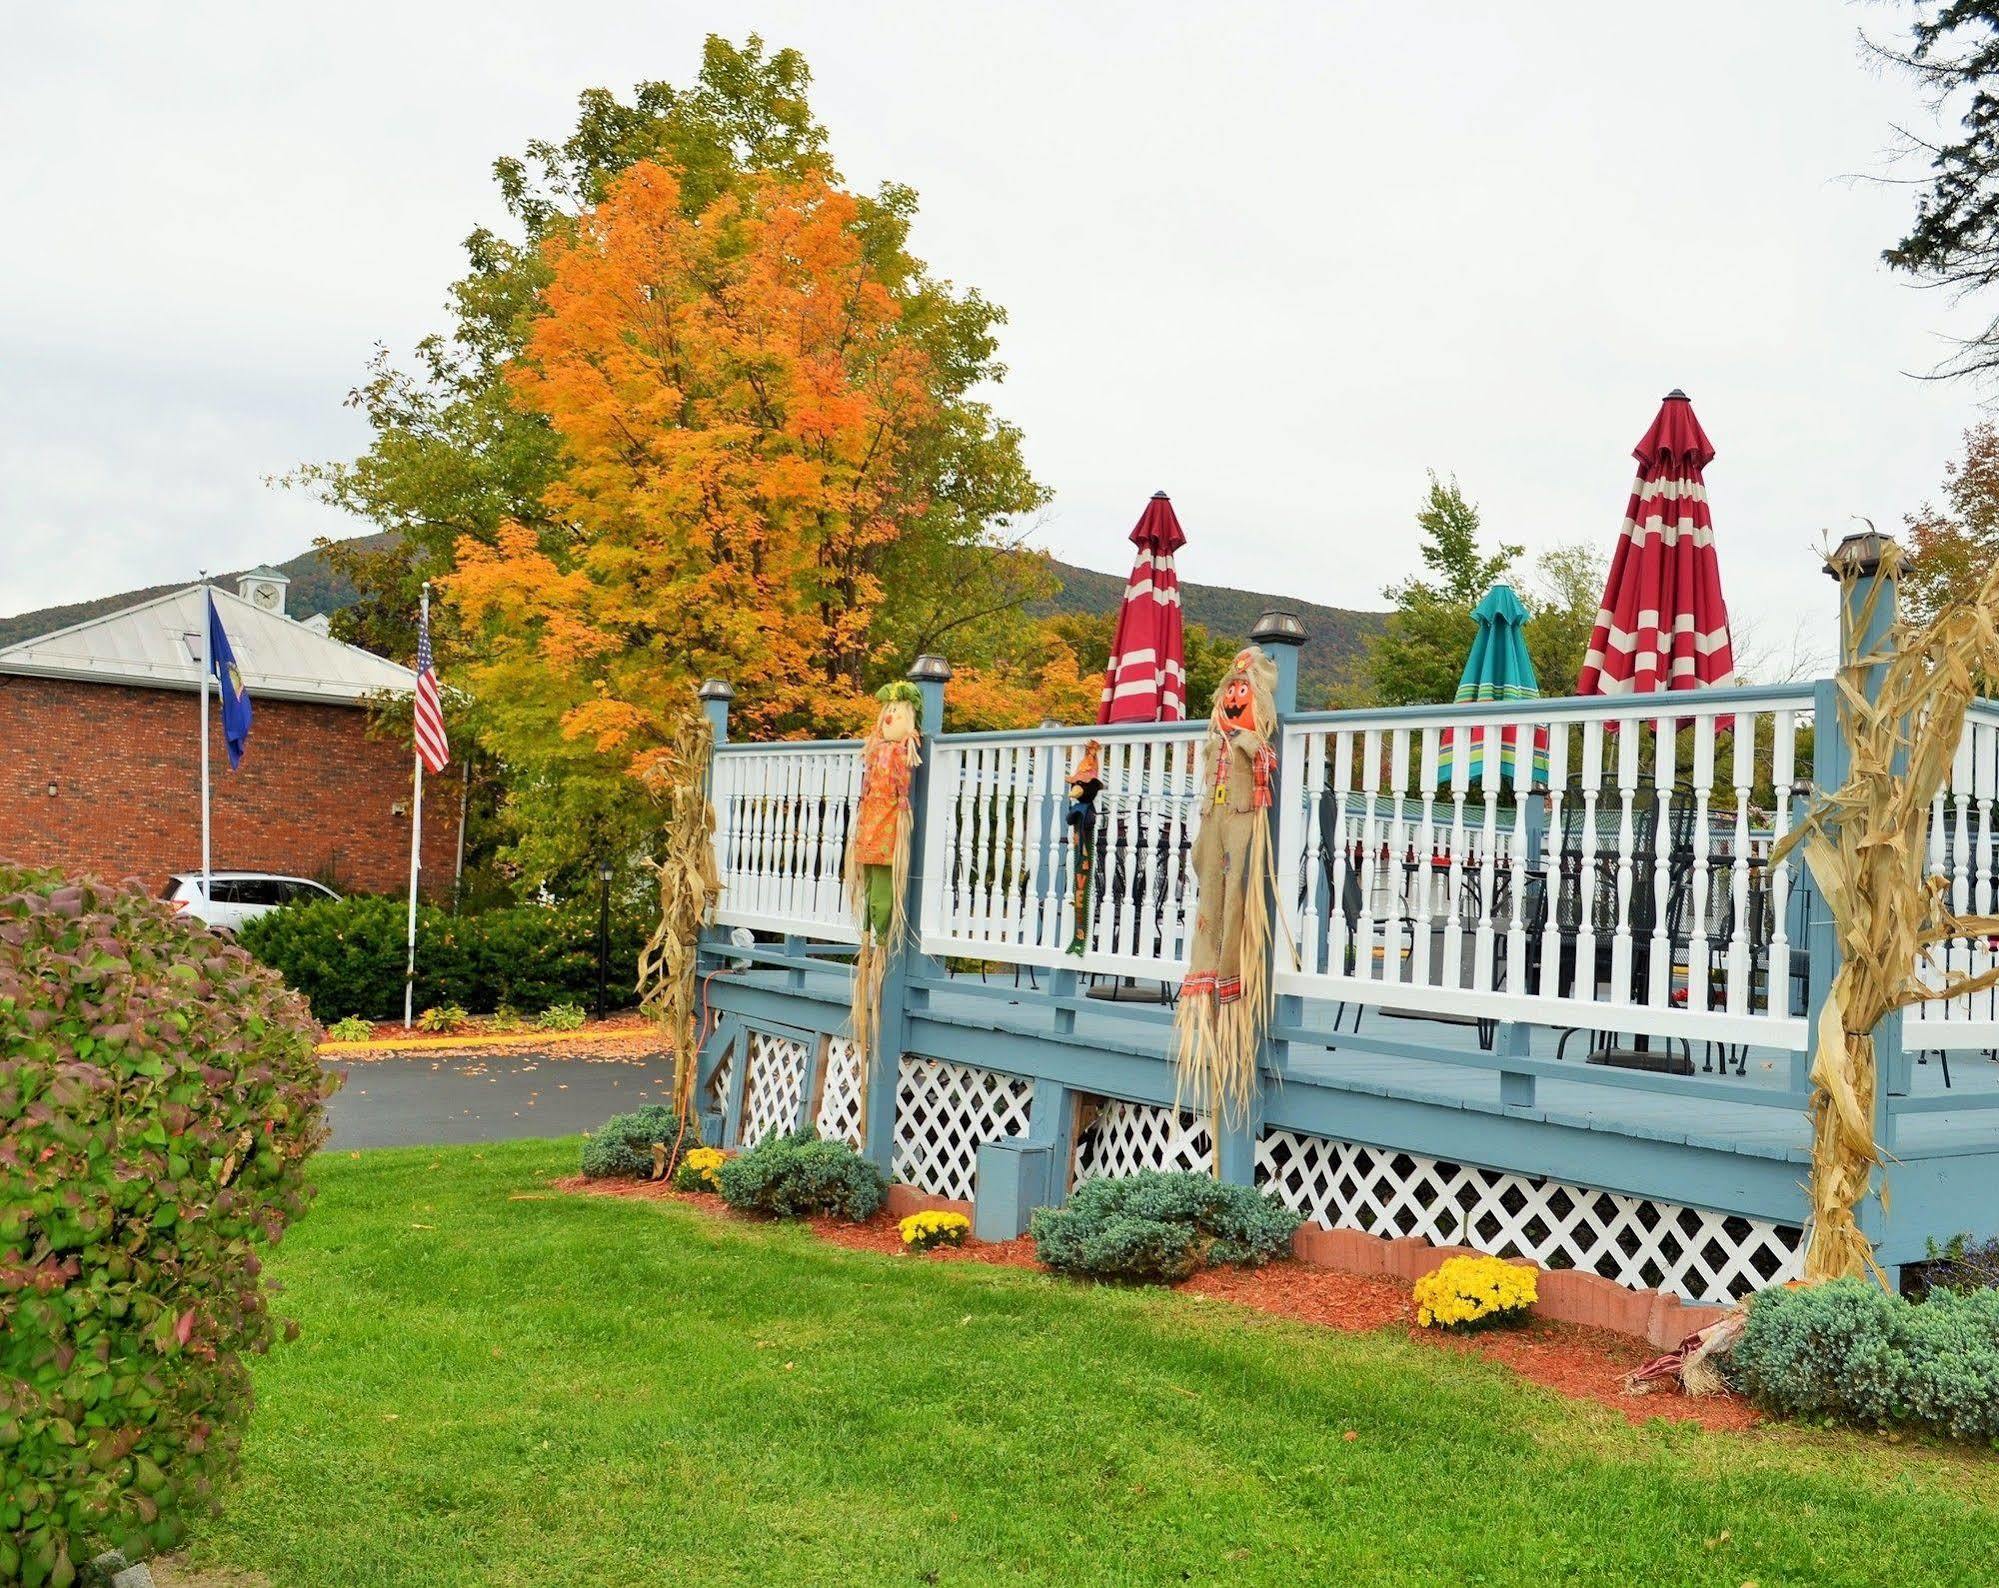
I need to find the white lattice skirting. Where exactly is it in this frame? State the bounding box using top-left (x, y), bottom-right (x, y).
top-left (892, 1057), bottom-right (1033, 1201)
top-left (815, 1038), bottom-right (865, 1149)
top-left (1074, 1100), bottom-right (1214, 1182)
top-left (1256, 1127), bottom-right (1803, 1306)
top-left (740, 1030), bottom-right (812, 1147)
top-left (706, 1047), bottom-right (735, 1116)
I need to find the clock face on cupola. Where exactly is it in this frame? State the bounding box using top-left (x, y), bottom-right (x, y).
top-left (236, 568), bottom-right (289, 616)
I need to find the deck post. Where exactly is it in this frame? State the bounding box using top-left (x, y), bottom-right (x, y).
top-left (1818, 537), bottom-right (1908, 1166)
top-left (695, 679), bottom-right (735, 974)
top-left (1224, 611), bottom-right (1309, 1187)
top-left (698, 677), bottom-right (733, 745)
top-left (860, 654), bottom-right (951, 1174)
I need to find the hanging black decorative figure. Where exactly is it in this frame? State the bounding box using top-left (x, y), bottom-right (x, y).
top-left (1065, 739), bottom-right (1103, 956)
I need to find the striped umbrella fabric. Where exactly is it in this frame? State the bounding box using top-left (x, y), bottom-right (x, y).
top-left (1576, 389), bottom-right (1736, 699)
top-left (1437, 583), bottom-right (1549, 784)
top-left (1098, 491), bottom-right (1187, 724)
top-left (414, 606), bottom-right (450, 775)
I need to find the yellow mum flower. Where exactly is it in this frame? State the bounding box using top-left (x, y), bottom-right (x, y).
top-left (1412, 1255), bottom-right (1537, 1330)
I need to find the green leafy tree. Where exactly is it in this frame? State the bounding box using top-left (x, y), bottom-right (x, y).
top-left (1874, 4), bottom-right (1999, 382)
top-left (1352, 473), bottom-right (1522, 707)
top-left (1523, 541), bottom-right (1607, 695)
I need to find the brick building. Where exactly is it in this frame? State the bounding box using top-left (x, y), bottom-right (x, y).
top-left (0, 570), bottom-right (458, 897)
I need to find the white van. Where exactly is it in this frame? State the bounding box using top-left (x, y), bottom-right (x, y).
top-left (162, 872), bottom-right (340, 933)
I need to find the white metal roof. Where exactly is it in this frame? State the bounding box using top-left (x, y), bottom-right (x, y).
top-left (0, 584), bottom-right (415, 705)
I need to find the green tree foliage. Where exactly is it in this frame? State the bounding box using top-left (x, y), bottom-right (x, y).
top-left (1522, 541), bottom-right (1608, 696)
top-left (1904, 420), bottom-right (1999, 625)
top-left (1351, 473), bottom-right (1522, 707)
top-left (0, 871), bottom-right (331, 1580)
top-left (1875, 4), bottom-right (1999, 382)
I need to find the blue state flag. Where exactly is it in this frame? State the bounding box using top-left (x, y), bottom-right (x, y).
top-left (208, 592), bottom-right (253, 769)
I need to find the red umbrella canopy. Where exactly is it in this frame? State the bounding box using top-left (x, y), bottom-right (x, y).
top-left (1098, 491), bottom-right (1188, 724)
top-left (1576, 390), bottom-right (1737, 699)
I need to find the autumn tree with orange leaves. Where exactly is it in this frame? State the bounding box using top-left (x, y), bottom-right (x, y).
top-left (298, 41), bottom-right (1056, 885)
top-left (452, 157), bottom-right (964, 789)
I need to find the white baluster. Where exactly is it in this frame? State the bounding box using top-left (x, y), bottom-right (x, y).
top-left (1648, 714), bottom-right (1677, 1012)
top-left (1609, 717), bottom-right (1640, 1012)
top-left (1327, 732), bottom-right (1356, 981)
top-left (1577, 720), bottom-right (1605, 1013)
top-left (1727, 712), bottom-right (1759, 1016)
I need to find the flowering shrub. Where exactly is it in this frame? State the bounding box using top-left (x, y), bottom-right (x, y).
top-left (673, 1146), bottom-right (728, 1192)
top-left (900, 1210), bottom-right (970, 1251)
top-left (0, 868), bottom-right (333, 1581)
top-left (1413, 1255), bottom-right (1538, 1329)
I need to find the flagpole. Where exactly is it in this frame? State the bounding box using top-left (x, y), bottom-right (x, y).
top-left (403, 584), bottom-right (428, 1030)
top-left (199, 573), bottom-right (212, 910)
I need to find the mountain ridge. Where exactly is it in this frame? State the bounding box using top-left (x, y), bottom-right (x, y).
top-left (3, 536), bottom-right (1386, 702)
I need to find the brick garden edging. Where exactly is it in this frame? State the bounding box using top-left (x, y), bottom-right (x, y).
top-left (887, 1183), bottom-right (1731, 1350)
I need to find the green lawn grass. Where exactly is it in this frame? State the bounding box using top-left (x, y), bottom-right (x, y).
top-left (180, 1139), bottom-right (1999, 1587)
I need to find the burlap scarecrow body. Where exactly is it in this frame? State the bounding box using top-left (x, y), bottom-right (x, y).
top-left (845, 682), bottom-right (923, 1082)
top-left (1175, 646), bottom-right (1280, 1131)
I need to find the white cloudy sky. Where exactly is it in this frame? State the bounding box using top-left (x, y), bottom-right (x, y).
top-left (2, 1), bottom-right (1988, 671)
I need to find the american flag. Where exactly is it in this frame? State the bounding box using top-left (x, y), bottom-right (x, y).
top-left (414, 607), bottom-right (450, 774)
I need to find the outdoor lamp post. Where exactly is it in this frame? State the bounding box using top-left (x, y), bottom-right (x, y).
top-left (595, 860), bottom-right (614, 1021)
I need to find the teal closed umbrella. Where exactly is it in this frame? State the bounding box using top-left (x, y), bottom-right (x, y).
top-left (1437, 584), bottom-right (1548, 784)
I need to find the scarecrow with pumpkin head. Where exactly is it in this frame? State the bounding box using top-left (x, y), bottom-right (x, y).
top-left (1175, 645), bottom-right (1280, 1130)
top-left (846, 681), bottom-right (923, 1089)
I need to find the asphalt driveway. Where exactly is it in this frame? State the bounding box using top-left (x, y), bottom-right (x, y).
top-left (320, 1048), bottom-right (679, 1149)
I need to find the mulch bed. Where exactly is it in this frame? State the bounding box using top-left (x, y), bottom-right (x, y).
top-left (550, 1175), bottom-right (1758, 1431)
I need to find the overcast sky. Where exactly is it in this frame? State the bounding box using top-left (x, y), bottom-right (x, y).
top-left (3, 2), bottom-right (1988, 672)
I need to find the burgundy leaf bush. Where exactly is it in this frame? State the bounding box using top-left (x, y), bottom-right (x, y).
top-left (0, 867), bottom-right (335, 1585)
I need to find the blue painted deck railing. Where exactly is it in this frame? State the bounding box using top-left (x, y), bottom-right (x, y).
top-left (692, 605), bottom-right (1999, 1301)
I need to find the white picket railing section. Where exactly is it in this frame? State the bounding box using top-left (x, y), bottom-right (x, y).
top-left (920, 723), bottom-right (1208, 977)
top-left (711, 741), bottom-right (864, 942)
top-left (1909, 703), bottom-right (1999, 1050)
top-left (1274, 687), bottom-right (1815, 1050)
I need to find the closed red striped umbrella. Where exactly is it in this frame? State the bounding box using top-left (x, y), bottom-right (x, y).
top-left (1098, 491), bottom-right (1187, 724)
top-left (1576, 390), bottom-right (1737, 699)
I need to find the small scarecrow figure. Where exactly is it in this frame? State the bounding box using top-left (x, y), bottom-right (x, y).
top-left (846, 681), bottom-right (923, 1075)
top-left (1065, 739), bottom-right (1104, 956)
top-left (1175, 646), bottom-right (1280, 1131)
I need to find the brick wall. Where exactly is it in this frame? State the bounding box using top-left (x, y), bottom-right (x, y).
top-left (0, 675), bottom-right (459, 898)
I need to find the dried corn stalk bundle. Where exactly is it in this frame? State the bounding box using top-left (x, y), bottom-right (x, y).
top-left (639, 711), bottom-right (723, 1119)
top-left (1776, 543), bottom-right (1999, 1282)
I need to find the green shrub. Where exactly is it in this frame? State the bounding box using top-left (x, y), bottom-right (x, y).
top-left (1731, 1277), bottom-right (1999, 1443)
top-left (715, 1131), bottom-right (887, 1221)
top-left (580, 1105), bottom-right (696, 1180)
top-left (1908, 1233), bottom-right (1999, 1301)
top-left (417, 1002), bottom-right (469, 1033)
top-left (324, 1015), bottom-right (373, 1042)
top-left (536, 1001), bottom-right (587, 1031)
top-left (0, 868), bottom-right (332, 1580)
top-left (1030, 1171), bottom-right (1300, 1284)
top-left (238, 895), bottom-right (648, 1021)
